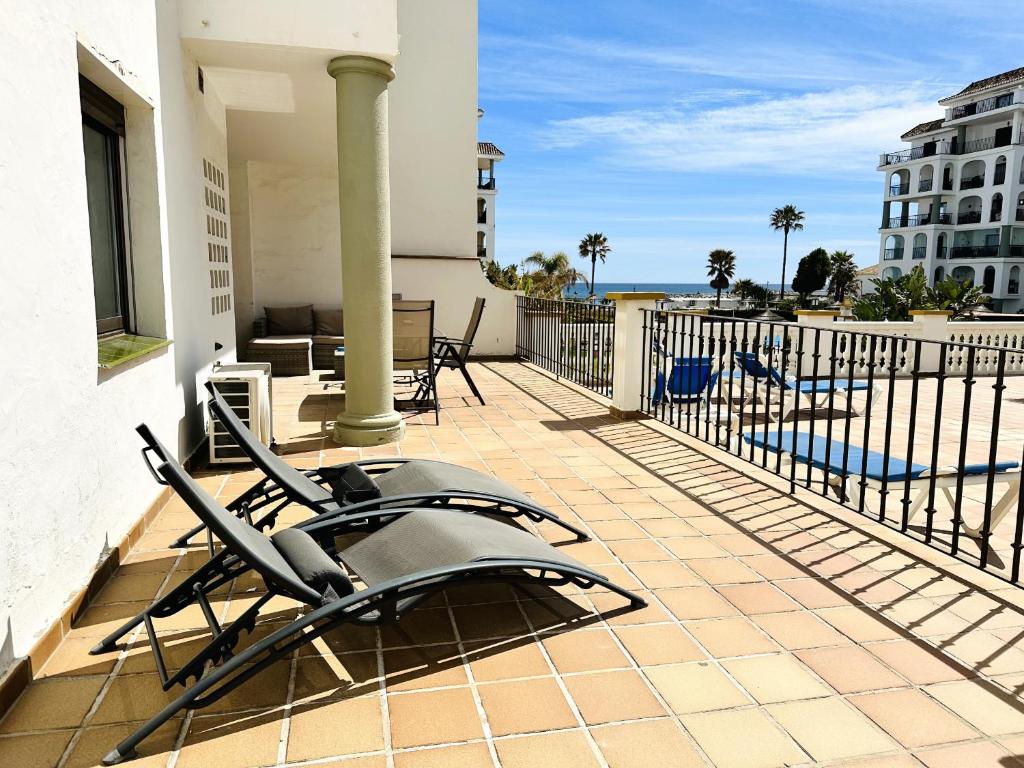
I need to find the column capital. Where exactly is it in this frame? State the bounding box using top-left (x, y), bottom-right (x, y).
top-left (327, 55), bottom-right (395, 82)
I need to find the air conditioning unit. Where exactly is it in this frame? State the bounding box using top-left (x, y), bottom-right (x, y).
top-left (207, 363), bottom-right (273, 464)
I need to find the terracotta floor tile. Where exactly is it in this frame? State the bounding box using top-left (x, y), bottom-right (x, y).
top-left (543, 628), bottom-right (630, 673)
top-left (64, 719), bottom-right (183, 768)
top-left (686, 557), bottom-right (762, 585)
top-left (628, 561), bottom-right (700, 589)
top-left (38, 636), bottom-right (119, 679)
top-left (850, 688), bottom-right (977, 748)
top-left (639, 519), bottom-right (700, 538)
top-left (716, 582), bottom-right (801, 614)
top-left (685, 616), bottom-right (779, 658)
top-left (682, 708), bottom-right (808, 768)
top-left (614, 624), bottom-right (706, 666)
top-left (925, 680), bottom-right (1024, 736)
top-left (753, 610), bottom-right (851, 650)
top-left (797, 645), bottom-right (909, 694)
top-left (478, 677), bottom-right (576, 736)
top-left (393, 742), bottom-right (493, 768)
top-left (495, 730), bottom-right (600, 768)
top-left (608, 539), bottom-right (672, 563)
top-left (656, 586), bottom-right (739, 620)
top-left (564, 670), bottom-right (665, 725)
top-left (287, 697), bottom-right (384, 761)
top-left (767, 698), bottom-right (900, 762)
top-left (388, 687), bottom-right (483, 748)
top-left (589, 590), bottom-right (671, 626)
top-left (465, 639), bottom-right (550, 682)
top-left (740, 553), bottom-right (810, 580)
top-left (0, 675), bottom-right (106, 733)
top-left (915, 740), bottom-right (1020, 768)
top-left (175, 710), bottom-right (283, 768)
top-left (591, 719), bottom-right (705, 768)
top-left (379, 607), bottom-right (455, 647)
top-left (723, 653), bottom-right (833, 703)
top-left (777, 577), bottom-right (859, 609)
top-left (645, 662), bottom-right (749, 714)
top-left (866, 640), bottom-right (974, 685)
top-left (0, 731), bottom-right (74, 768)
top-left (661, 537), bottom-right (729, 560)
top-left (292, 651), bottom-right (379, 703)
top-left (383, 643), bottom-right (466, 692)
top-left (816, 605), bottom-right (904, 643)
top-left (588, 520), bottom-right (647, 541)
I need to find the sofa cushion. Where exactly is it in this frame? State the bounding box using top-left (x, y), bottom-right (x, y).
top-left (314, 309), bottom-right (344, 336)
top-left (266, 304), bottom-right (314, 335)
top-left (248, 335), bottom-right (313, 351)
top-left (312, 334), bottom-right (345, 347)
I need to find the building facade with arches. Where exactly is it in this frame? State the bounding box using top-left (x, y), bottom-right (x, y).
top-left (876, 66), bottom-right (1024, 312)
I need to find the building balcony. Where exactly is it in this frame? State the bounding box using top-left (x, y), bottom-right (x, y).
top-left (883, 213), bottom-right (951, 229)
top-left (477, 212), bottom-right (486, 224)
top-left (950, 244), bottom-right (999, 258)
top-left (957, 211), bottom-right (982, 224)
top-left (1017, 208), bottom-right (1024, 222)
top-left (878, 141), bottom-right (949, 167)
top-left (918, 178), bottom-right (934, 192)
top-left (478, 178), bottom-right (496, 190)
top-left (883, 247), bottom-right (904, 260)
top-left (477, 246), bottom-right (487, 258)
top-left (1010, 245), bottom-right (1024, 258)
top-left (950, 92), bottom-right (1015, 120)
top-left (959, 174), bottom-right (985, 190)
top-left (912, 246), bottom-right (926, 259)
top-left (955, 136), bottom-right (996, 155)
top-left (889, 183), bottom-right (910, 196)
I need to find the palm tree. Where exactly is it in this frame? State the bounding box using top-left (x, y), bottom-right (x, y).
top-left (578, 233), bottom-right (611, 298)
top-left (524, 251), bottom-right (588, 298)
top-left (731, 278), bottom-right (756, 300)
top-left (769, 205), bottom-right (805, 300)
top-left (827, 250), bottom-right (859, 303)
top-left (706, 249), bottom-right (737, 308)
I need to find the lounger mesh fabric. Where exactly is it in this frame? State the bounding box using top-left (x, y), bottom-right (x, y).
top-left (342, 508), bottom-right (584, 585)
top-left (745, 430), bottom-right (1020, 482)
top-left (374, 460), bottom-right (536, 506)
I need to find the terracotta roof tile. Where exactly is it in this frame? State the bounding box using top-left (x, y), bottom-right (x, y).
top-left (477, 141), bottom-right (504, 157)
top-left (900, 118), bottom-right (945, 140)
top-left (942, 66), bottom-right (1024, 102)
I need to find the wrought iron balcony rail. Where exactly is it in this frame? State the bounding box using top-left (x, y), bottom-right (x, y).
top-left (912, 246), bottom-right (927, 259)
top-left (957, 211), bottom-right (983, 224)
top-left (478, 178), bottom-right (496, 190)
top-left (960, 174), bottom-right (985, 190)
top-left (884, 213), bottom-right (951, 228)
top-left (956, 136), bottom-right (996, 155)
top-left (515, 295), bottom-right (615, 397)
top-left (950, 245), bottom-right (998, 258)
top-left (879, 142), bottom-right (949, 166)
top-left (889, 183), bottom-right (910, 196)
top-left (883, 248), bottom-right (904, 260)
top-left (919, 178), bottom-right (934, 192)
top-left (1017, 209), bottom-right (1024, 222)
top-left (951, 93), bottom-right (1014, 120)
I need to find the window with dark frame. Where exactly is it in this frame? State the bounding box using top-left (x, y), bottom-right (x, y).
top-left (80, 76), bottom-right (132, 336)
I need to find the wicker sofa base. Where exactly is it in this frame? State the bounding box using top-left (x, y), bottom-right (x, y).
top-left (246, 343), bottom-right (313, 377)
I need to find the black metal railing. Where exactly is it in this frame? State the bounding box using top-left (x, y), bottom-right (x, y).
top-left (957, 211), bottom-right (983, 224)
top-left (912, 246), bottom-right (926, 259)
top-left (951, 93), bottom-right (1014, 120)
top-left (1011, 245), bottom-right (1024, 258)
top-left (884, 213), bottom-right (950, 228)
top-left (516, 295), bottom-right (615, 396)
top-left (640, 310), bottom-right (1024, 586)
top-left (879, 142), bottom-right (948, 167)
top-left (957, 136), bottom-right (996, 155)
top-left (951, 245), bottom-right (999, 259)
top-left (477, 212), bottom-right (487, 224)
top-left (1016, 209), bottom-right (1024, 222)
top-left (883, 248), bottom-right (904, 260)
top-left (890, 183), bottom-right (910, 196)
top-left (919, 178), bottom-right (934, 192)
top-left (478, 178), bottom-right (496, 190)
top-left (960, 174), bottom-right (985, 190)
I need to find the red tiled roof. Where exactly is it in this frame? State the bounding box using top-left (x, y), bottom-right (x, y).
top-left (477, 141), bottom-right (504, 157)
top-left (941, 66), bottom-right (1024, 103)
top-left (900, 118), bottom-right (945, 140)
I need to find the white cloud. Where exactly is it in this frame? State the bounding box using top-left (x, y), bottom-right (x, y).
top-left (544, 84), bottom-right (944, 176)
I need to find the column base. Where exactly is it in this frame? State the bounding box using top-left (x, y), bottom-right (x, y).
top-left (332, 409), bottom-right (406, 446)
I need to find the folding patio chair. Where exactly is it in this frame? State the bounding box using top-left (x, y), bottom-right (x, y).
top-left (92, 427), bottom-right (644, 764)
top-left (435, 296), bottom-right (486, 405)
top-left (741, 429), bottom-right (1021, 535)
top-left (394, 299), bottom-right (439, 424)
top-left (165, 382), bottom-right (590, 546)
top-left (732, 351), bottom-right (883, 422)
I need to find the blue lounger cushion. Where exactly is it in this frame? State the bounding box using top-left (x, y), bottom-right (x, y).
top-left (794, 379), bottom-right (873, 394)
top-left (743, 430), bottom-right (1019, 483)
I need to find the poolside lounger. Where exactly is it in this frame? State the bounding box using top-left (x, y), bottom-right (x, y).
top-left (741, 430), bottom-right (1021, 536)
top-left (165, 382), bottom-right (590, 545)
top-left (733, 351), bottom-right (884, 422)
top-left (93, 430), bottom-right (644, 764)
top-left (651, 356), bottom-right (720, 406)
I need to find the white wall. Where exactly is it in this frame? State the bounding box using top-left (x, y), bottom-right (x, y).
top-left (0, 0), bottom-right (238, 671)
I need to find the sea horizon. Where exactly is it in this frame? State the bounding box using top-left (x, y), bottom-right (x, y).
top-left (564, 281), bottom-right (782, 300)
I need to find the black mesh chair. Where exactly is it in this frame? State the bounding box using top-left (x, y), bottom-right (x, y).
top-left (435, 296), bottom-right (486, 405)
top-left (91, 426), bottom-right (644, 764)
top-left (393, 299), bottom-right (439, 423)
top-left (164, 382), bottom-right (590, 547)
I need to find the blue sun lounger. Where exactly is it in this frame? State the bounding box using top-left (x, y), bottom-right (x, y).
top-left (742, 430), bottom-right (1021, 535)
top-left (651, 356), bottom-right (720, 405)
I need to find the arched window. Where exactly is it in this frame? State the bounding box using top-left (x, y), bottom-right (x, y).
top-left (942, 162), bottom-right (954, 191)
top-left (912, 233), bottom-right (927, 259)
top-left (960, 159), bottom-right (986, 190)
top-left (884, 235), bottom-right (904, 260)
top-left (918, 164), bottom-right (935, 192)
top-left (477, 197), bottom-right (487, 224)
top-left (934, 266), bottom-right (945, 283)
top-left (983, 266), bottom-right (996, 293)
top-left (994, 155), bottom-right (1007, 185)
top-left (476, 231), bottom-right (486, 259)
top-left (882, 266), bottom-right (902, 280)
top-left (957, 195), bottom-right (983, 224)
top-left (1009, 266), bottom-right (1020, 295)
top-left (952, 265), bottom-right (975, 286)
top-left (889, 170), bottom-right (909, 196)
top-left (991, 193), bottom-right (1004, 222)
top-left (936, 233), bottom-right (947, 259)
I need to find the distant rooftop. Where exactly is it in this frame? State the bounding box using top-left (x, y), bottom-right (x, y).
top-left (477, 141), bottom-right (504, 157)
top-left (940, 65), bottom-right (1024, 103)
top-left (900, 118), bottom-right (944, 140)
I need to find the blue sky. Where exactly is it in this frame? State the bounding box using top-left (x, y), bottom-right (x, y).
top-left (478, 0), bottom-right (1022, 283)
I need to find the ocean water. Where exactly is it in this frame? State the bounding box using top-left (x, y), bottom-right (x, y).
top-left (564, 282), bottom-right (781, 300)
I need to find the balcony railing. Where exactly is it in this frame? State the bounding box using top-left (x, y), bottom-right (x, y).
top-left (884, 213), bottom-right (951, 228)
top-left (958, 211), bottom-right (983, 224)
top-left (951, 245), bottom-right (999, 258)
top-left (991, 209), bottom-right (1003, 223)
top-left (477, 247), bottom-right (487, 258)
top-left (477, 212), bottom-right (486, 224)
top-left (889, 183), bottom-right (910, 196)
top-left (951, 93), bottom-right (1015, 120)
top-left (516, 296), bottom-right (615, 397)
top-left (478, 178), bottom-right (496, 190)
top-left (879, 141), bottom-right (948, 166)
top-left (639, 310), bottom-right (1024, 585)
top-left (955, 136), bottom-right (996, 155)
top-left (1011, 246), bottom-right (1024, 258)
top-left (937, 246), bottom-right (947, 258)
top-left (912, 246), bottom-right (927, 259)
top-left (883, 248), bottom-right (904, 260)
top-left (1017, 209), bottom-right (1024, 222)
top-left (960, 174), bottom-right (985, 190)
top-left (918, 178), bottom-right (934, 192)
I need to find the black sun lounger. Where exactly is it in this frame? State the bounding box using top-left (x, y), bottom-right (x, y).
top-left (164, 382), bottom-right (589, 546)
top-left (93, 430), bottom-right (643, 764)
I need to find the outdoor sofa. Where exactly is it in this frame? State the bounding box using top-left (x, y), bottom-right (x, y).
top-left (246, 304), bottom-right (344, 375)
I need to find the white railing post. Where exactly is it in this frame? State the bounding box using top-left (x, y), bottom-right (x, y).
top-left (608, 292), bottom-right (665, 418)
top-left (910, 310), bottom-right (952, 373)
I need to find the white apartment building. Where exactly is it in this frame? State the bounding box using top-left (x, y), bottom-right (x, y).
top-left (0, 0), bottom-right (517, 677)
top-left (476, 126), bottom-right (504, 262)
top-left (876, 66), bottom-right (1024, 312)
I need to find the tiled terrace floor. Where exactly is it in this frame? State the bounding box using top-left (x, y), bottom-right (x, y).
top-left (5, 362), bottom-right (1024, 767)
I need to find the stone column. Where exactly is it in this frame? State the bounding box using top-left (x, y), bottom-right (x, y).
top-left (328, 55), bottom-right (405, 446)
top-left (882, 200), bottom-right (891, 228)
top-left (608, 292), bottom-right (665, 419)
